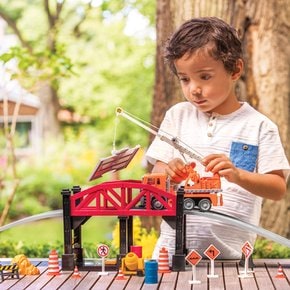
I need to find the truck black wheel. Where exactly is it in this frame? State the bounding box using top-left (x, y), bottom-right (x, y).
top-left (198, 199), bottom-right (211, 211)
top-left (184, 198), bottom-right (195, 210)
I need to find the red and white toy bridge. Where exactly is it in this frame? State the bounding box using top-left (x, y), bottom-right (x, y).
top-left (70, 179), bottom-right (177, 217)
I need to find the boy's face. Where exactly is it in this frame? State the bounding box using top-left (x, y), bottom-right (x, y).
top-left (174, 49), bottom-right (242, 115)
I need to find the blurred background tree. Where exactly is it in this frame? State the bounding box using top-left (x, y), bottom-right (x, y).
top-left (0, 0), bottom-right (156, 225)
top-left (0, 0), bottom-right (155, 146)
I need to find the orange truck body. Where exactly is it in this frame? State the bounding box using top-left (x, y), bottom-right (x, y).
top-left (142, 168), bottom-right (223, 211)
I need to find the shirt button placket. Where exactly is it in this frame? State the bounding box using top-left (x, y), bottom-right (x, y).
top-left (207, 115), bottom-right (217, 138)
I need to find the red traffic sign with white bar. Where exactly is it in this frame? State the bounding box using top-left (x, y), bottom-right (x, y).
top-left (242, 241), bottom-right (253, 258)
top-left (186, 250), bottom-right (202, 266)
top-left (204, 244), bottom-right (221, 260)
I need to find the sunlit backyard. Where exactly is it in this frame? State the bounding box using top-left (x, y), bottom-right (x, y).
top-left (0, 0), bottom-right (289, 270)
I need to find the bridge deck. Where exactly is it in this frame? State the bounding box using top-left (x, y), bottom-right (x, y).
top-left (1, 259), bottom-right (290, 289)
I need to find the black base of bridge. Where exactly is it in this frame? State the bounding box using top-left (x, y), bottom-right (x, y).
top-left (163, 187), bottom-right (187, 271)
top-left (61, 254), bottom-right (75, 271)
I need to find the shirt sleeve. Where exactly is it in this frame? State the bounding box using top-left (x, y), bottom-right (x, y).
top-left (257, 121), bottom-right (290, 180)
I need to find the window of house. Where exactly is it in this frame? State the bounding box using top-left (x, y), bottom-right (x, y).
top-left (0, 119), bottom-right (34, 152)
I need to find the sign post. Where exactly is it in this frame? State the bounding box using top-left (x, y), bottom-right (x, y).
top-left (97, 244), bottom-right (110, 275)
top-left (185, 250), bottom-right (202, 284)
top-left (204, 244), bottom-right (220, 278)
top-left (239, 241), bottom-right (254, 278)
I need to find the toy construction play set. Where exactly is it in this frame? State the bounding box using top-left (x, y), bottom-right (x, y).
top-left (1, 108), bottom-right (290, 284)
top-left (59, 108), bottom-right (290, 283)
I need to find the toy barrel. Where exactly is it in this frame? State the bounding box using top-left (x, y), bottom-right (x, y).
top-left (130, 245), bottom-right (142, 258)
top-left (145, 259), bottom-right (158, 284)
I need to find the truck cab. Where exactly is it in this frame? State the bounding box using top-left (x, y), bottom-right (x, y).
top-left (142, 173), bottom-right (169, 191)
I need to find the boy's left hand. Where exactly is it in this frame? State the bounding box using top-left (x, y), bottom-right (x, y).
top-left (202, 154), bottom-right (240, 183)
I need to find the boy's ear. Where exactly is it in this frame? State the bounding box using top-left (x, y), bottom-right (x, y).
top-left (231, 59), bottom-right (243, 80)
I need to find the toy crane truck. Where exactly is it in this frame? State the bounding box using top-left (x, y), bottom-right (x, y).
top-left (116, 107), bottom-right (223, 212)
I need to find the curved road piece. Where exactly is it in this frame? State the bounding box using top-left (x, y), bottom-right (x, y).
top-left (186, 209), bottom-right (290, 248)
top-left (1, 209), bottom-right (290, 249)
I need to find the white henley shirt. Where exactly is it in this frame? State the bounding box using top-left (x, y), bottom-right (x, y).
top-left (146, 101), bottom-right (290, 260)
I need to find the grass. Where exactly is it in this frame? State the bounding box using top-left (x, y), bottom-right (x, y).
top-left (0, 216), bottom-right (116, 245)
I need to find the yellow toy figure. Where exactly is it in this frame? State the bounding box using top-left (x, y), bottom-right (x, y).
top-left (12, 254), bottom-right (40, 275)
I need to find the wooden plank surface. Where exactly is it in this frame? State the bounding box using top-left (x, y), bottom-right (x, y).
top-left (253, 260), bottom-right (275, 290)
top-left (207, 262), bottom-right (224, 289)
top-left (1, 259), bottom-right (290, 289)
top-left (158, 271), bottom-right (177, 290)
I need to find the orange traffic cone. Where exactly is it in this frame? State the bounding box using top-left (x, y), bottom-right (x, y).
top-left (275, 265), bottom-right (286, 278)
top-left (47, 249), bottom-right (60, 276)
top-left (72, 266), bottom-right (81, 278)
top-left (158, 247), bottom-right (171, 273)
top-left (115, 269), bottom-right (127, 280)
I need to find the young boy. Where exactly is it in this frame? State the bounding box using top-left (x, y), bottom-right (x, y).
top-left (146, 17), bottom-right (289, 261)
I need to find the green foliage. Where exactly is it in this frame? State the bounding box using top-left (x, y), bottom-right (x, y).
top-left (0, 239), bottom-right (119, 259)
top-left (0, 216), bottom-right (117, 257)
top-left (0, 2), bottom-right (26, 22)
top-left (2, 237), bottom-right (290, 259)
top-left (59, 16), bottom-right (155, 149)
top-left (0, 217), bottom-right (155, 259)
top-left (0, 240), bottom-right (63, 258)
top-left (6, 197), bottom-right (50, 221)
top-left (4, 142), bottom-right (101, 217)
top-left (0, 44), bottom-right (75, 90)
top-left (253, 238), bottom-right (290, 259)
top-left (1, 0), bottom-right (156, 151)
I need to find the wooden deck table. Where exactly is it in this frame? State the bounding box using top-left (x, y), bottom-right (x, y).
top-left (1, 259), bottom-right (290, 290)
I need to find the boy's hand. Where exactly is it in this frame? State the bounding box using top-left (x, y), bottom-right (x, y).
top-left (202, 154), bottom-right (240, 183)
top-left (165, 158), bottom-right (188, 183)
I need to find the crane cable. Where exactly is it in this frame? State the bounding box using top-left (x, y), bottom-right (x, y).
top-left (115, 107), bottom-right (204, 163)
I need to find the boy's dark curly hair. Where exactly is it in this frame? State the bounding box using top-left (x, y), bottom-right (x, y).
top-left (164, 17), bottom-right (243, 75)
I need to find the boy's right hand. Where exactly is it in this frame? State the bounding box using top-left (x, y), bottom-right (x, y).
top-left (165, 158), bottom-right (188, 183)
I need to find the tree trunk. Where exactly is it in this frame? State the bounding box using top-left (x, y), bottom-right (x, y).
top-left (151, 0), bottom-right (290, 237)
top-left (36, 81), bottom-right (61, 140)
top-left (247, 0), bottom-right (290, 237)
top-left (151, 0), bottom-right (183, 134)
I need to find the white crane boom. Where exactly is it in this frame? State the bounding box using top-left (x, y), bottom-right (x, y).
top-left (116, 107), bottom-right (204, 163)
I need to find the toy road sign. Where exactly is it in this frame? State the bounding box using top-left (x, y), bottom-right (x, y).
top-left (97, 244), bottom-right (109, 257)
top-left (242, 241), bottom-right (253, 258)
top-left (186, 250), bottom-right (202, 266)
top-left (204, 244), bottom-right (221, 260)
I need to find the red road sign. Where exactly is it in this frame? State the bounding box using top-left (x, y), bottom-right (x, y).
top-left (242, 241), bottom-right (253, 258)
top-left (204, 244), bottom-right (221, 260)
top-left (97, 244), bottom-right (109, 257)
top-left (185, 250), bottom-right (202, 266)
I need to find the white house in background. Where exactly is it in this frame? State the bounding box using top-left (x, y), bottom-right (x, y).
top-left (0, 18), bottom-right (42, 156)
top-left (0, 78), bottom-right (42, 155)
